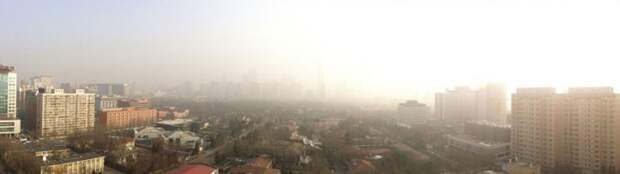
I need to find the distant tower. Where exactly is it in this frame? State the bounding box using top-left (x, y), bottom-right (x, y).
top-left (317, 59), bottom-right (325, 98)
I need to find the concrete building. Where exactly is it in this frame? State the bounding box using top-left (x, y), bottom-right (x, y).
top-left (134, 126), bottom-right (203, 151)
top-left (40, 152), bottom-right (105, 174)
top-left (229, 155), bottom-right (281, 174)
top-left (435, 84), bottom-right (508, 124)
top-left (31, 76), bottom-right (54, 89)
top-left (506, 159), bottom-right (541, 174)
top-left (479, 83), bottom-right (508, 123)
top-left (34, 88), bottom-right (96, 138)
top-left (23, 140), bottom-right (104, 174)
top-left (168, 163), bottom-right (218, 174)
top-left (88, 83), bottom-right (129, 97)
top-left (397, 100), bottom-right (431, 124)
top-left (445, 134), bottom-right (511, 163)
top-left (511, 87), bottom-right (620, 173)
top-left (118, 98), bottom-right (150, 108)
top-left (155, 118), bottom-right (194, 131)
top-left (16, 84), bottom-right (31, 114)
top-left (464, 121), bottom-right (511, 143)
top-left (435, 86), bottom-right (480, 123)
top-left (0, 120), bottom-right (20, 136)
top-left (0, 65), bottom-right (20, 136)
top-left (98, 107), bottom-right (157, 129)
top-left (95, 96), bottom-right (122, 111)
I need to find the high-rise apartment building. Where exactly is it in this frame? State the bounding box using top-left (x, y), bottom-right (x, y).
top-left (35, 89), bottom-right (95, 138)
top-left (398, 100), bottom-right (431, 124)
top-left (88, 83), bottom-right (129, 97)
top-left (479, 83), bottom-right (508, 123)
top-left (435, 84), bottom-right (508, 124)
top-left (0, 65), bottom-right (20, 136)
top-left (512, 87), bottom-right (620, 173)
top-left (435, 86), bottom-right (481, 122)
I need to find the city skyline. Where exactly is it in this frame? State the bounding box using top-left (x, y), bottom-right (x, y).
top-left (3, 0), bottom-right (620, 100)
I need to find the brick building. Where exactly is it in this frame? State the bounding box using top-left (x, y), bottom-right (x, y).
top-left (98, 107), bottom-right (157, 129)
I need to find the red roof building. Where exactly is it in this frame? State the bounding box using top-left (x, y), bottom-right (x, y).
top-left (168, 164), bottom-right (218, 174)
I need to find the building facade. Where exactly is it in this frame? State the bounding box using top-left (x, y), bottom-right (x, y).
top-left (88, 83), bottom-right (129, 97)
top-left (95, 96), bottom-right (121, 111)
top-left (464, 121), bottom-right (510, 142)
top-left (445, 134), bottom-right (511, 163)
top-left (506, 160), bottom-right (542, 174)
top-left (98, 107), bottom-right (157, 129)
top-left (435, 84), bottom-right (508, 124)
top-left (435, 86), bottom-right (480, 122)
top-left (31, 76), bottom-right (54, 89)
top-left (40, 153), bottom-right (105, 174)
top-left (398, 100), bottom-right (431, 124)
top-left (0, 65), bottom-right (20, 136)
top-left (35, 89), bottom-right (96, 138)
top-left (512, 87), bottom-right (620, 173)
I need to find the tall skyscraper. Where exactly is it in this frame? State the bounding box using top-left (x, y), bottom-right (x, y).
top-left (512, 87), bottom-right (620, 173)
top-left (0, 64), bottom-right (20, 136)
top-left (34, 88), bottom-right (95, 138)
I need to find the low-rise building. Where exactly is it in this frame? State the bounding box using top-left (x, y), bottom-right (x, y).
top-left (445, 134), bottom-right (510, 163)
top-left (157, 107), bottom-right (190, 119)
top-left (40, 152), bottom-right (105, 174)
top-left (24, 140), bottom-right (105, 174)
top-left (228, 155), bottom-right (281, 174)
top-left (347, 159), bottom-right (376, 174)
top-left (24, 140), bottom-right (70, 161)
top-left (168, 163), bottom-right (218, 174)
top-left (0, 119), bottom-right (20, 136)
top-left (464, 120), bottom-right (511, 143)
top-left (506, 159), bottom-right (541, 174)
top-left (155, 119), bottom-right (194, 131)
top-left (134, 126), bottom-right (203, 151)
top-left (98, 107), bottom-right (157, 129)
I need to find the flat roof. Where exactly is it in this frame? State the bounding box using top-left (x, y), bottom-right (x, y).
top-left (44, 152), bottom-right (104, 165)
top-left (157, 119), bottom-right (193, 125)
top-left (24, 140), bottom-right (68, 152)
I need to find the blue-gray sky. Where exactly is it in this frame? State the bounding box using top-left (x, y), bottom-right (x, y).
top-left (1, 1), bottom-right (313, 86)
top-left (2, 0), bottom-right (620, 100)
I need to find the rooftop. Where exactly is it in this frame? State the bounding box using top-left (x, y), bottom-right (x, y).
top-left (248, 155), bottom-right (273, 168)
top-left (445, 134), bottom-right (510, 148)
top-left (399, 100), bottom-right (427, 107)
top-left (44, 152), bottom-right (104, 165)
top-left (24, 140), bottom-right (68, 153)
top-left (467, 120), bottom-right (510, 128)
top-left (168, 163), bottom-right (217, 174)
top-left (228, 166), bottom-right (281, 174)
top-left (0, 64), bottom-right (15, 73)
top-left (157, 119), bottom-right (193, 126)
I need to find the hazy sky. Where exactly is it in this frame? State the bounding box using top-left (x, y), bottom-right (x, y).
top-left (2, 0), bottom-right (620, 99)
